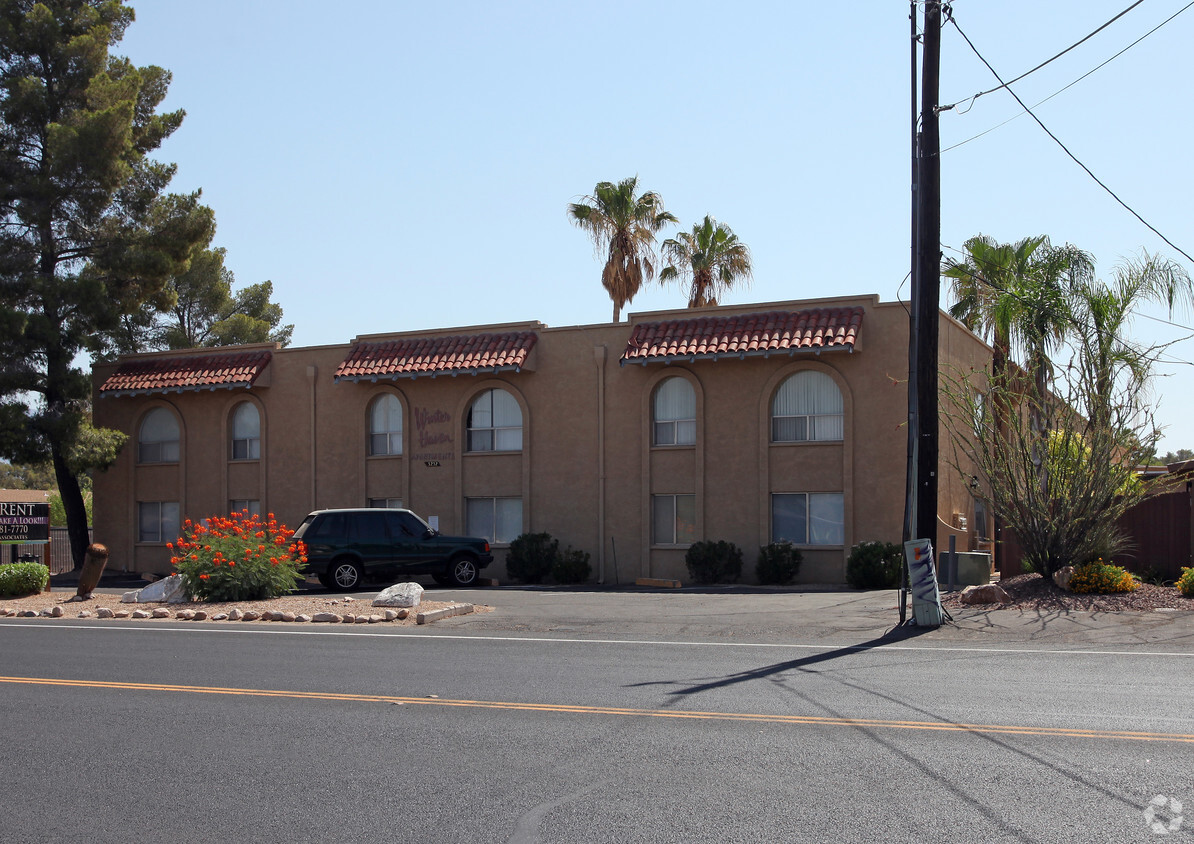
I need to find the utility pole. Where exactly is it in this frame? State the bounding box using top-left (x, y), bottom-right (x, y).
top-left (914, 1), bottom-right (942, 546)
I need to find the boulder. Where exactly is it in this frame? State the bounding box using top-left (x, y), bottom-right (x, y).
top-left (142, 574), bottom-right (191, 604)
top-left (97, 607), bottom-right (114, 619)
top-left (131, 609), bottom-right (151, 619)
top-left (1053, 565), bottom-right (1075, 591)
top-left (152, 608), bottom-right (171, 618)
top-left (960, 584), bottom-right (1013, 605)
top-left (228, 608), bottom-right (244, 621)
top-left (373, 582), bottom-right (423, 608)
top-left (312, 612), bottom-right (340, 623)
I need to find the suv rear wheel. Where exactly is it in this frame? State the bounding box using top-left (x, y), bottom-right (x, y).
top-left (329, 558), bottom-right (364, 591)
top-left (447, 555), bottom-right (479, 587)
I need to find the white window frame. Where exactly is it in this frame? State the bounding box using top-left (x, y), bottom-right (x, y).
top-left (138, 501), bottom-right (180, 544)
top-left (230, 402), bottom-right (261, 461)
top-left (652, 377), bottom-right (696, 446)
top-left (771, 492), bottom-right (844, 546)
top-left (368, 393), bottom-right (403, 456)
top-left (229, 499), bottom-right (261, 517)
top-left (368, 498), bottom-right (404, 509)
top-left (467, 388), bottom-right (523, 452)
top-left (465, 497), bottom-right (522, 544)
top-left (771, 371), bottom-right (844, 443)
top-left (652, 493), bottom-right (696, 546)
top-left (138, 408), bottom-right (180, 464)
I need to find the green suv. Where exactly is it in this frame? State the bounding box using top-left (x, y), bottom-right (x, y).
top-left (292, 508), bottom-right (494, 591)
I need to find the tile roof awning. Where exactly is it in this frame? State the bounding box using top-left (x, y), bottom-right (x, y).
top-left (335, 331), bottom-right (538, 382)
top-left (621, 308), bottom-right (864, 366)
top-left (100, 351), bottom-right (272, 397)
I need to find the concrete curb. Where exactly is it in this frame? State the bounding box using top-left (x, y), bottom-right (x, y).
top-left (417, 602), bottom-right (475, 625)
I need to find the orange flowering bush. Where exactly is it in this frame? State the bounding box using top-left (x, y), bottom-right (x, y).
top-left (171, 511), bottom-right (307, 601)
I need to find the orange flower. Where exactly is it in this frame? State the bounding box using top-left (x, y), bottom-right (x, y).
top-left (228, 561), bottom-right (236, 567)
top-left (199, 574), bottom-right (209, 580)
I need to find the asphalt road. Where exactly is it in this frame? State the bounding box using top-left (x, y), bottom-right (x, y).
top-left (2, 605), bottom-right (1192, 843)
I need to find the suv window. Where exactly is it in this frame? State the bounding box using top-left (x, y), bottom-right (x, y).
top-left (351, 511), bottom-right (389, 544)
top-left (386, 511), bottom-right (427, 539)
top-left (301, 512), bottom-right (347, 542)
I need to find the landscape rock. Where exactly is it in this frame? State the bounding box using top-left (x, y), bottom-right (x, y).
top-left (67, 595), bottom-right (85, 603)
top-left (113, 610), bottom-right (129, 618)
top-left (176, 609), bottom-right (195, 620)
top-left (281, 612), bottom-right (296, 622)
top-left (120, 590), bottom-right (140, 603)
top-left (373, 582), bottom-right (423, 608)
top-left (77, 610), bottom-right (92, 618)
top-left (342, 614), bottom-right (356, 623)
top-left (152, 608), bottom-right (171, 618)
top-left (960, 584), bottom-right (1013, 605)
top-left (367, 614), bottom-right (383, 623)
top-left (229, 608), bottom-right (244, 621)
top-left (131, 609), bottom-right (151, 619)
top-left (1053, 565), bottom-right (1075, 591)
top-left (312, 612), bottom-right (340, 623)
top-left (354, 615), bottom-right (369, 624)
top-left (50, 605), bottom-right (64, 617)
top-left (193, 610), bottom-right (208, 621)
top-left (139, 574), bottom-right (191, 604)
top-left (212, 613), bottom-right (228, 621)
top-left (97, 607), bottom-right (114, 618)
top-left (296, 614), bottom-right (311, 623)
top-left (242, 611), bottom-right (260, 621)
top-left (384, 610), bottom-right (397, 621)
top-left (21, 609), bottom-right (38, 617)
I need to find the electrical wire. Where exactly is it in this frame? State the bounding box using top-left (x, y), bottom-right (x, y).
top-left (943, 0), bottom-right (1194, 153)
top-left (946, 10), bottom-right (1194, 267)
top-left (940, 0), bottom-right (1146, 113)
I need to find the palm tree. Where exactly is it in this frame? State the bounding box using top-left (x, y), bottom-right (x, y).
top-left (659, 215), bottom-right (753, 308)
top-left (567, 177), bottom-right (677, 322)
top-left (1069, 252), bottom-right (1193, 435)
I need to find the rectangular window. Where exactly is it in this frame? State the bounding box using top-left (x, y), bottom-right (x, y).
top-left (231, 438), bottom-right (260, 460)
top-left (229, 500), bottom-right (261, 517)
top-left (652, 494), bottom-right (696, 545)
top-left (654, 420), bottom-right (696, 446)
top-left (138, 501), bottom-right (180, 544)
top-left (772, 493), bottom-right (844, 546)
top-left (465, 497), bottom-right (522, 544)
top-left (368, 498), bottom-right (403, 509)
top-left (139, 440), bottom-right (180, 463)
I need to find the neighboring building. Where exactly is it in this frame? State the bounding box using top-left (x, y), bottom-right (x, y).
top-left (90, 294), bottom-right (993, 584)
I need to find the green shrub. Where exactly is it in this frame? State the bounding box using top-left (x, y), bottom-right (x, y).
top-left (685, 540), bottom-right (743, 585)
top-left (1068, 559), bottom-right (1138, 594)
top-left (552, 546), bottom-right (592, 584)
top-left (171, 511), bottom-right (306, 601)
top-left (756, 542), bottom-right (802, 585)
top-left (1179, 567), bottom-right (1194, 598)
top-left (846, 541), bottom-right (904, 589)
top-left (506, 532), bottom-right (559, 584)
top-left (0, 562), bottom-right (49, 597)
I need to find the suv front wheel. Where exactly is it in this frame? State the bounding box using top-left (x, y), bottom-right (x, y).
top-left (329, 558), bottom-right (364, 591)
top-left (447, 555), bottom-right (479, 587)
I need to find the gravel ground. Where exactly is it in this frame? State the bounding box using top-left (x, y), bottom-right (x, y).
top-left (942, 572), bottom-right (1194, 612)
top-left (0, 590), bottom-right (493, 624)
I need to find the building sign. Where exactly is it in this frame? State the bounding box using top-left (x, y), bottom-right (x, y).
top-left (0, 502), bottom-right (50, 545)
top-left (413, 407), bottom-right (454, 462)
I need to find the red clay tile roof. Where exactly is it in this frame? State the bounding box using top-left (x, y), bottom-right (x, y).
top-left (621, 308), bottom-right (863, 365)
top-left (100, 351), bottom-right (272, 396)
top-left (335, 332), bottom-right (538, 382)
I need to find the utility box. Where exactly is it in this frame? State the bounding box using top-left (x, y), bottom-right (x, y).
top-left (954, 551), bottom-right (992, 586)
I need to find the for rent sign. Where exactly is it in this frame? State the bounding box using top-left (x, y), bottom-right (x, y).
top-left (0, 501), bottom-right (50, 544)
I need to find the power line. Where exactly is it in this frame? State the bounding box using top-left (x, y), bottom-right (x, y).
top-left (946, 10), bottom-right (1194, 266)
top-left (940, 0), bottom-right (1146, 113)
top-left (943, 0), bottom-right (1194, 153)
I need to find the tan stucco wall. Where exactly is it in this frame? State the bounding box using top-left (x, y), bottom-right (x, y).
top-left (91, 295), bottom-right (992, 584)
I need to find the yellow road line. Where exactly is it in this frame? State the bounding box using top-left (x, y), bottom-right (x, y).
top-left (2, 675), bottom-right (1190, 743)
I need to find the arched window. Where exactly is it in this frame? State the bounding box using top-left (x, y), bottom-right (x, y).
top-left (772, 371), bottom-right (843, 442)
top-left (467, 388), bottom-right (522, 452)
top-left (139, 408), bottom-right (180, 463)
top-left (653, 377), bottom-right (696, 446)
top-left (368, 393), bottom-right (403, 456)
top-left (230, 402), bottom-right (260, 460)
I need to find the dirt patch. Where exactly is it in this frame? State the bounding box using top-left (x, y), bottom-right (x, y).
top-left (942, 572), bottom-right (1194, 612)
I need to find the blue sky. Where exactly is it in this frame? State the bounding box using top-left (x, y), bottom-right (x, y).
top-left (118, 1), bottom-right (1194, 453)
